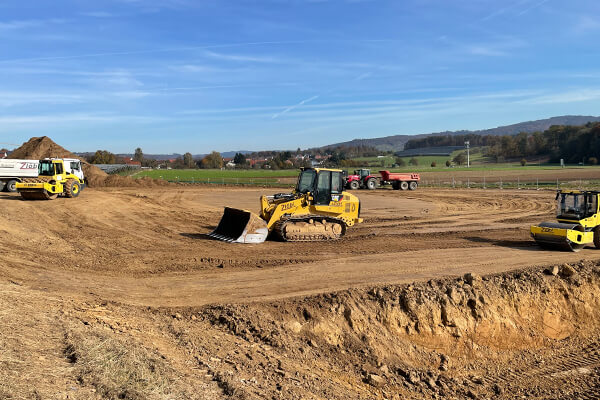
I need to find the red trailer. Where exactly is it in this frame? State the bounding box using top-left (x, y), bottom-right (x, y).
top-left (379, 170), bottom-right (420, 190)
top-left (345, 169), bottom-right (420, 191)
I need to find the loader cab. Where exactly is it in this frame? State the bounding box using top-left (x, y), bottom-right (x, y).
top-left (556, 191), bottom-right (599, 221)
top-left (297, 168), bottom-right (344, 205)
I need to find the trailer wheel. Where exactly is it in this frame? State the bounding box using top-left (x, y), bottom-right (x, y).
top-left (594, 227), bottom-right (600, 249)
top-left (366, 178), bottom-right (377, 190)
top-left (400, 181), bottom-right (409, 190)
top-left (0, 181), bottom-right (5, 192)
top-left (409, 181), bottom-right (418, 190)
top-left (392, 181), bottom-right (400, 190)
top-left (6, 179), bottom-right (18, 192)
top-left (349, 180), bottom-right (360, 190)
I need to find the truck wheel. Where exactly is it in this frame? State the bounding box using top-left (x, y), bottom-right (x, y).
top-left (6, 179), bottom-right (17, 192)
top-left (400, 181), bottom-right (409, 190)
top-left (64, 179), bottom-right (81, 198)
top-left (0, 181), bottom-right (5, 192)
top-left (594, 227), bottom-right (600, 249)
top-left (409, 181), bottom-right (418, 190)
top-left (349, 180), bottom-right (360, 190)
top-left (366, 178), bottom-right (377, 190)
top-left (392, 181), bottom-right (400, 190)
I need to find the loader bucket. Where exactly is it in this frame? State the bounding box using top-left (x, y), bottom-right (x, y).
top-left (208, 207), bottom-right (269, 244)
top-left (530, 222), bottom-right (588, 252)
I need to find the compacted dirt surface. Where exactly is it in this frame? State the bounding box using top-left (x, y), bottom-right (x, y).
top-left (1, 185), bottom-right (600, 399)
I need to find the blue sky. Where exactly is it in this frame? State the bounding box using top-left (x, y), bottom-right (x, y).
top-left (1, 0), bottom-right (599, 153)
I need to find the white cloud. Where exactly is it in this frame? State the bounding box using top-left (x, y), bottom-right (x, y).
top-left (573, 16), bottom-right (600, 34)
top-left (524, 89), bottom-right (600, 104)
top-left (203, 50), bottom-right (284, 64)
top-left (0, 91), bottom-right (84, 107)
top-left (81, 11), bottom-right (116, 18)
top-left (0, 113), bottom-right (164, 125)
top-left (0, 18), bottom-right (65, 31)
top-left (0, 20), bottom-right (42, 30)
top-left (467, 46), bottom-right (508, 57)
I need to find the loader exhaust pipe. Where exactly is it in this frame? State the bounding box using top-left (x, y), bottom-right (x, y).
top-left (208, 207), bottom-right (269, 244)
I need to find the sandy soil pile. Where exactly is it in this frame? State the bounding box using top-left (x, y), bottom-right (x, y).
top-left (9, 136), bottom-right (167, 188)
top-left (9, 136), bottom-right (107, 183)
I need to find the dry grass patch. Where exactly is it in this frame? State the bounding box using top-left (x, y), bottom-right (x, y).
top-left (65, 325), bottom-right (176, 400)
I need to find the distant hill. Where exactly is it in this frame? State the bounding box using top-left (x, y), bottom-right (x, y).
top-left (323, 115), bottom-right (600, 152)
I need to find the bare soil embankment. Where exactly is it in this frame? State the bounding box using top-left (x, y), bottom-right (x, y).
top-left (2, 184), bottom-right (600, 398)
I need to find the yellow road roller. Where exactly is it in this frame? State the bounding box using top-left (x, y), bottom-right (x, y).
top-left (531, 190), bottom-right (600, 251)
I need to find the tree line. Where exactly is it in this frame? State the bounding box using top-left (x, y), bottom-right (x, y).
top-left (87, 144), bottom-right (385, 170)
top-left (403, 123), bottom-right (600, 164)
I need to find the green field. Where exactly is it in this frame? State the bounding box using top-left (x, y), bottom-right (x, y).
top-left (134, 168), bottom-right (299, 186)
top-left (136, 163), bottom-right (600, 181)
top-left (136, 169), bottom-right (298, 180)
top-left (352, 148), bottom-right (488, 170)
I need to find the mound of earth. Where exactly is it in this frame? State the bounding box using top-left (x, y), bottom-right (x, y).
top-left (9, 137), bottom-right (167, 188)
top-left (9, 136), bottom-right (107, 184)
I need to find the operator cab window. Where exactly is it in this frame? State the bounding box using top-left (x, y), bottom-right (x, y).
top-left (55, 162), bottom-right (64, 175)
top-left (297, 169), bottom-right (316, 194)
top-left (558, 193), bottom-right (597, 219)
top-left (316, 171), bottom-right (331, 205)
top-left (71, 161), bottom-right (80, 171)
top-left (586, 193), bottom-right (598, 216)
top-left (331, 171), bottom-right (343, 193)
top-left (39, 162), bottom-right (54, 176)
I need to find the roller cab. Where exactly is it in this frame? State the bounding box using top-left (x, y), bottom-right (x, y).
top-left (531, 190), bottom-right (600, 251)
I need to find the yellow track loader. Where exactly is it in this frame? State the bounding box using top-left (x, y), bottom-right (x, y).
top-left (531, 190), bottom-right (600, 251)
top-left (209, 167), bottom-right (363, 243)
top-left (15, 158), bottom-right (85, 200)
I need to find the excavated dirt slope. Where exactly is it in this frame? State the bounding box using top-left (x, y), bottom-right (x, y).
top-left (1, 186), bottom-right (600, 399)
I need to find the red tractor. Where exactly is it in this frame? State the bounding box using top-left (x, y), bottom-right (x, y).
top-left (345, 169), bottom-right (420, 191)
top-left (345, 168), bottom-right (378, 190)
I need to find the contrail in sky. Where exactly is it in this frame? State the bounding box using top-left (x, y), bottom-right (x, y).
top-left (517, 0), bottom-right (551, 16)
top-left (271, 95), bottom-right (320, 119)
top-left (271, 72), bottom-right (373, 120)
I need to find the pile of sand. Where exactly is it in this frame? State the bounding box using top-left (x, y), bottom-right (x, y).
top-left (9, 137), bottom-right (167, 188)
top-left (9, 136), bottom-right (107, 184)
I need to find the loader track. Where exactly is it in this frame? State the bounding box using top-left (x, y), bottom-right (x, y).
top-left (272, 215), bottom-right (347, 242)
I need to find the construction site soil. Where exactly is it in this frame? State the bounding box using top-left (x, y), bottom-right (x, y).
top-left (2, 186), bottom-right (600, 399)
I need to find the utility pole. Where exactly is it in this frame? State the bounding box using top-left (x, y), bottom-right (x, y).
top-left (465, 141), bottom-right (470, 168)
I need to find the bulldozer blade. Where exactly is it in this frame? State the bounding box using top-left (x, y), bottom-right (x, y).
top-left (208, 207), bottom-right (268, 244)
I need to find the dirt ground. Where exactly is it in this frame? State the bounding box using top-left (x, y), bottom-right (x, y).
top-left (1, 186), bottom-right (600, 399)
